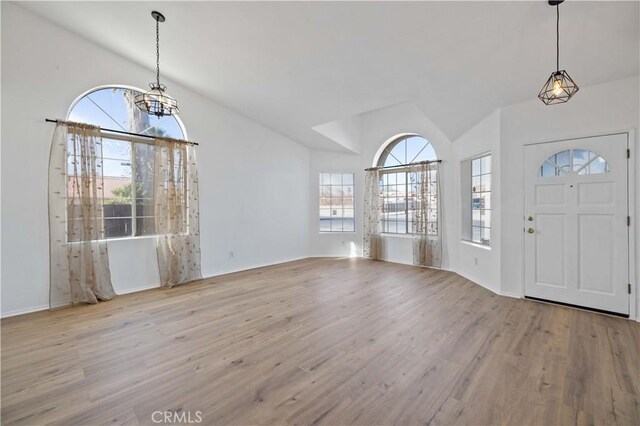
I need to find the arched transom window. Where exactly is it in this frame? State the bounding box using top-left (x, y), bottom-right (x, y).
top-left (378, 134), bottom-right (436, 168)
top-left (540, 149), bottom-right (609, 177)
top-left (67, 86), bottom-right (187, 239)
top-left (377, 135), bottom-right (438, 234)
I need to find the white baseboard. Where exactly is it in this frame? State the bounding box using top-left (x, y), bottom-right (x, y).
top-left (499, 291), bottom-right (522, 299)
top-left (1, 304), bottom-right (49, 319)
top-left (115, 283), bottom-right (161, 295)
top-left (1, 256), bottom-right (310, 319)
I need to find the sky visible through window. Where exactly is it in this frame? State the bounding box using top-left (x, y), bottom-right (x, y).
top-left (381, 135), bottom-right (436, 167)
top-left (68, 87), bottom-right (184, 179)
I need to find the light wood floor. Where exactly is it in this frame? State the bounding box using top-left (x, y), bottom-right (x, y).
top-left (2, 258), bottom-right (638, 426)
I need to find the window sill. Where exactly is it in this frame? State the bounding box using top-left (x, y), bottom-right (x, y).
top-left (381, 233), bottom-right (414, 239)
top-left (461, 240), bottom-right (492, 251)
top-left (318, 231), bottom-right (356, 235)
top-left (67, 235), bottom-right (159, 244)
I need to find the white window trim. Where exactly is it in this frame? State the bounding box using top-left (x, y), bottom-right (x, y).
top-left (461, 152), bottom-right (492, 248)
top-left (318, 172), bottom-right (356, 233)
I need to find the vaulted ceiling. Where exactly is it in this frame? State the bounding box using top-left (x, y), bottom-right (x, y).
top-left (19, 1), bottom-right (640, 151)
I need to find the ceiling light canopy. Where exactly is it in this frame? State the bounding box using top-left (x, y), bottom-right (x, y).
top-left (538, 0), bottom-right (579, 105)
top-left (135, 11), bottom-right (180, 117)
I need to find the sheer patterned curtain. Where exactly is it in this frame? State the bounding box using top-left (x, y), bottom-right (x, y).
top-left (412, 162), bottom-right (442, 268)
top-left (48, 121), bottom-right (116, 309)
top-left (154, 138), bottom-right (202, 287)
top-left (363, 169), bottom-right (383, 259)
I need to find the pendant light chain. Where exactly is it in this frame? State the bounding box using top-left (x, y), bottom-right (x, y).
top-left (556, 5), bottom-right (560, 72)
top-left (156, 18), bottom-right (161, 87)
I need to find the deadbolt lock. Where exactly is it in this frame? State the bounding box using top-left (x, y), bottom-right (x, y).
top-left (527, 216), bottom-right (534, 221)
top-left (527, 228), bottom-right (535, 234)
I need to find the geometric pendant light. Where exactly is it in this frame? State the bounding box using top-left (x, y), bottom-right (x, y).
top-left (135, 11), bottom-right (180, 117)
top-left (538, 0), bottom-right (579, 105)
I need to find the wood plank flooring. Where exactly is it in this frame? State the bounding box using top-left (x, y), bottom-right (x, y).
top-left (1, 258), bottom-right (638, 425)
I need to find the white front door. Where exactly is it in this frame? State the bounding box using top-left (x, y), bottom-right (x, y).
top-left (524, 133), bottom-right (629, 315)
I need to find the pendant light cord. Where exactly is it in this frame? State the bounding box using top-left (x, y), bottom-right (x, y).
top-left (556, 4), bottom-right (560, 72)
top-left (156, 18), bottom-right (161, 86)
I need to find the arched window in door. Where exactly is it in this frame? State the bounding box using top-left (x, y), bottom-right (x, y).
top-left (540, 149), bottom-right (609, 177)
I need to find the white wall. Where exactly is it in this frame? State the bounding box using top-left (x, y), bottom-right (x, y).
top-left (450, 110), bottom-right (501, 293)
top-left (499, 76), bottom-right (640, 315)
top-left (309, 102), bottom-right (454, 269)
top-left (1, 3), bottom-right (310, 317)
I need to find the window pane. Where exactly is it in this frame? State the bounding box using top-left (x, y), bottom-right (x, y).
top-left (572, 149), bottom-right (591, 172)
top-left (104, 200), bottom-right (132, 219)
top-left (330, 173), bottom-right (342, 186)
top-left (388, 139), bottom-right (407, 165)
top-left (472, 192), bottom-right (491, 210)
top-left (586, 156), bottom-right (608, 174)
top-left (472, 209), bottom-right (491, 228)
top-left (481, 227), bottom-right (491, 245)
top-left (135, 199), bottom-right (154, 217)
top-left (343, 186), bottom-right (354, 206)
top-left (320, 173), bottom-right (330, 185)
top-left (481, 174), bottom-right (491, 193)
top-left (343, 217), bottom-right (355, 232)
top-left (319, 217), bottom-right (331, 232)
top-left (472, 158), bottom-right (482, 176)
top-left (134, 142), bottom-right (155, 181)
top-left (411, 142), bottom-right (436, 164)
top-left (342, 174), bottom-right (354, 185)
top-left (136, 217), bottom-right (156, 236)
top-left (105, 217), bottom-right (132, 238)
top-left (550, 150), bottom-right (570, 174)
top-left (472, 176), bottom-right (482, 193)
top-left (102, 158), bottom-right (131, 178)
top-left (101, 139), bottom-right (131, 160)
top-left (480, 155), bottom-right (491, 175)
top-left (541, 160), bottom-right (557, 177)
top-left (472, 226), bottom-right (482, 243)
top-left (330, 186), bottom-right (343, 198)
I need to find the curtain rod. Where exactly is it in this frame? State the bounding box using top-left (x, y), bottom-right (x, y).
top-left (44, 119), bottom-right (199, 146)
top-left (365, 159), bottom-right (442, 171)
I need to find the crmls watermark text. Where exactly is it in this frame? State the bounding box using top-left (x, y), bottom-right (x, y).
top-left (151, 410), bottom-right (203, 424)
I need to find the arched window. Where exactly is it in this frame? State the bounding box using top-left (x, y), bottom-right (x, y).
top-left (67, 86), bottom-right (187, 239)
top-left (540, 149), bottom-right (609, 177)
top-left (377, 135), bottom-right (438, 234)
top-left (377, 134), bottom-right (436, 167)
top-left (68, 86), bottom-right (185, 138)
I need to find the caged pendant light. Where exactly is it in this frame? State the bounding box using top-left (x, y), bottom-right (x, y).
top-left (538, 0), bottom-right (579, 105)
top-left (135, 11), bottom-right (180, 117)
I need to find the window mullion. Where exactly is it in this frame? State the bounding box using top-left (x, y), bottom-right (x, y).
top-left (130, 141), bottom-right (137, 238)
top-left (405, 173), bottom-right (409, 234)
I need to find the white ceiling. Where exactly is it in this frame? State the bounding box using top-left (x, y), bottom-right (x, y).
top-left (18, 1), bottom-right (640, 151)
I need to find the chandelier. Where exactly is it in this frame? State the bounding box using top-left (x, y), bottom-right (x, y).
top-left (538, 0), bottom-right (579, 105)
top-left (135, 11), bottom-right (180, 117)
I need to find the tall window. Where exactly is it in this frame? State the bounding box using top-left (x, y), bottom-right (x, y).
top-left (470, 154), bottom-right (491, 245)
top-left (67, 86), bottom-right (186, 240)
top-left (377, 135), bottom-right (437, 234)
top-left (319, 173), bottom-right (355, 232)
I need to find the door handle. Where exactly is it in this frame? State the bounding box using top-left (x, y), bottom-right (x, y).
top-left (527, 228), bottom-right (535, 234)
